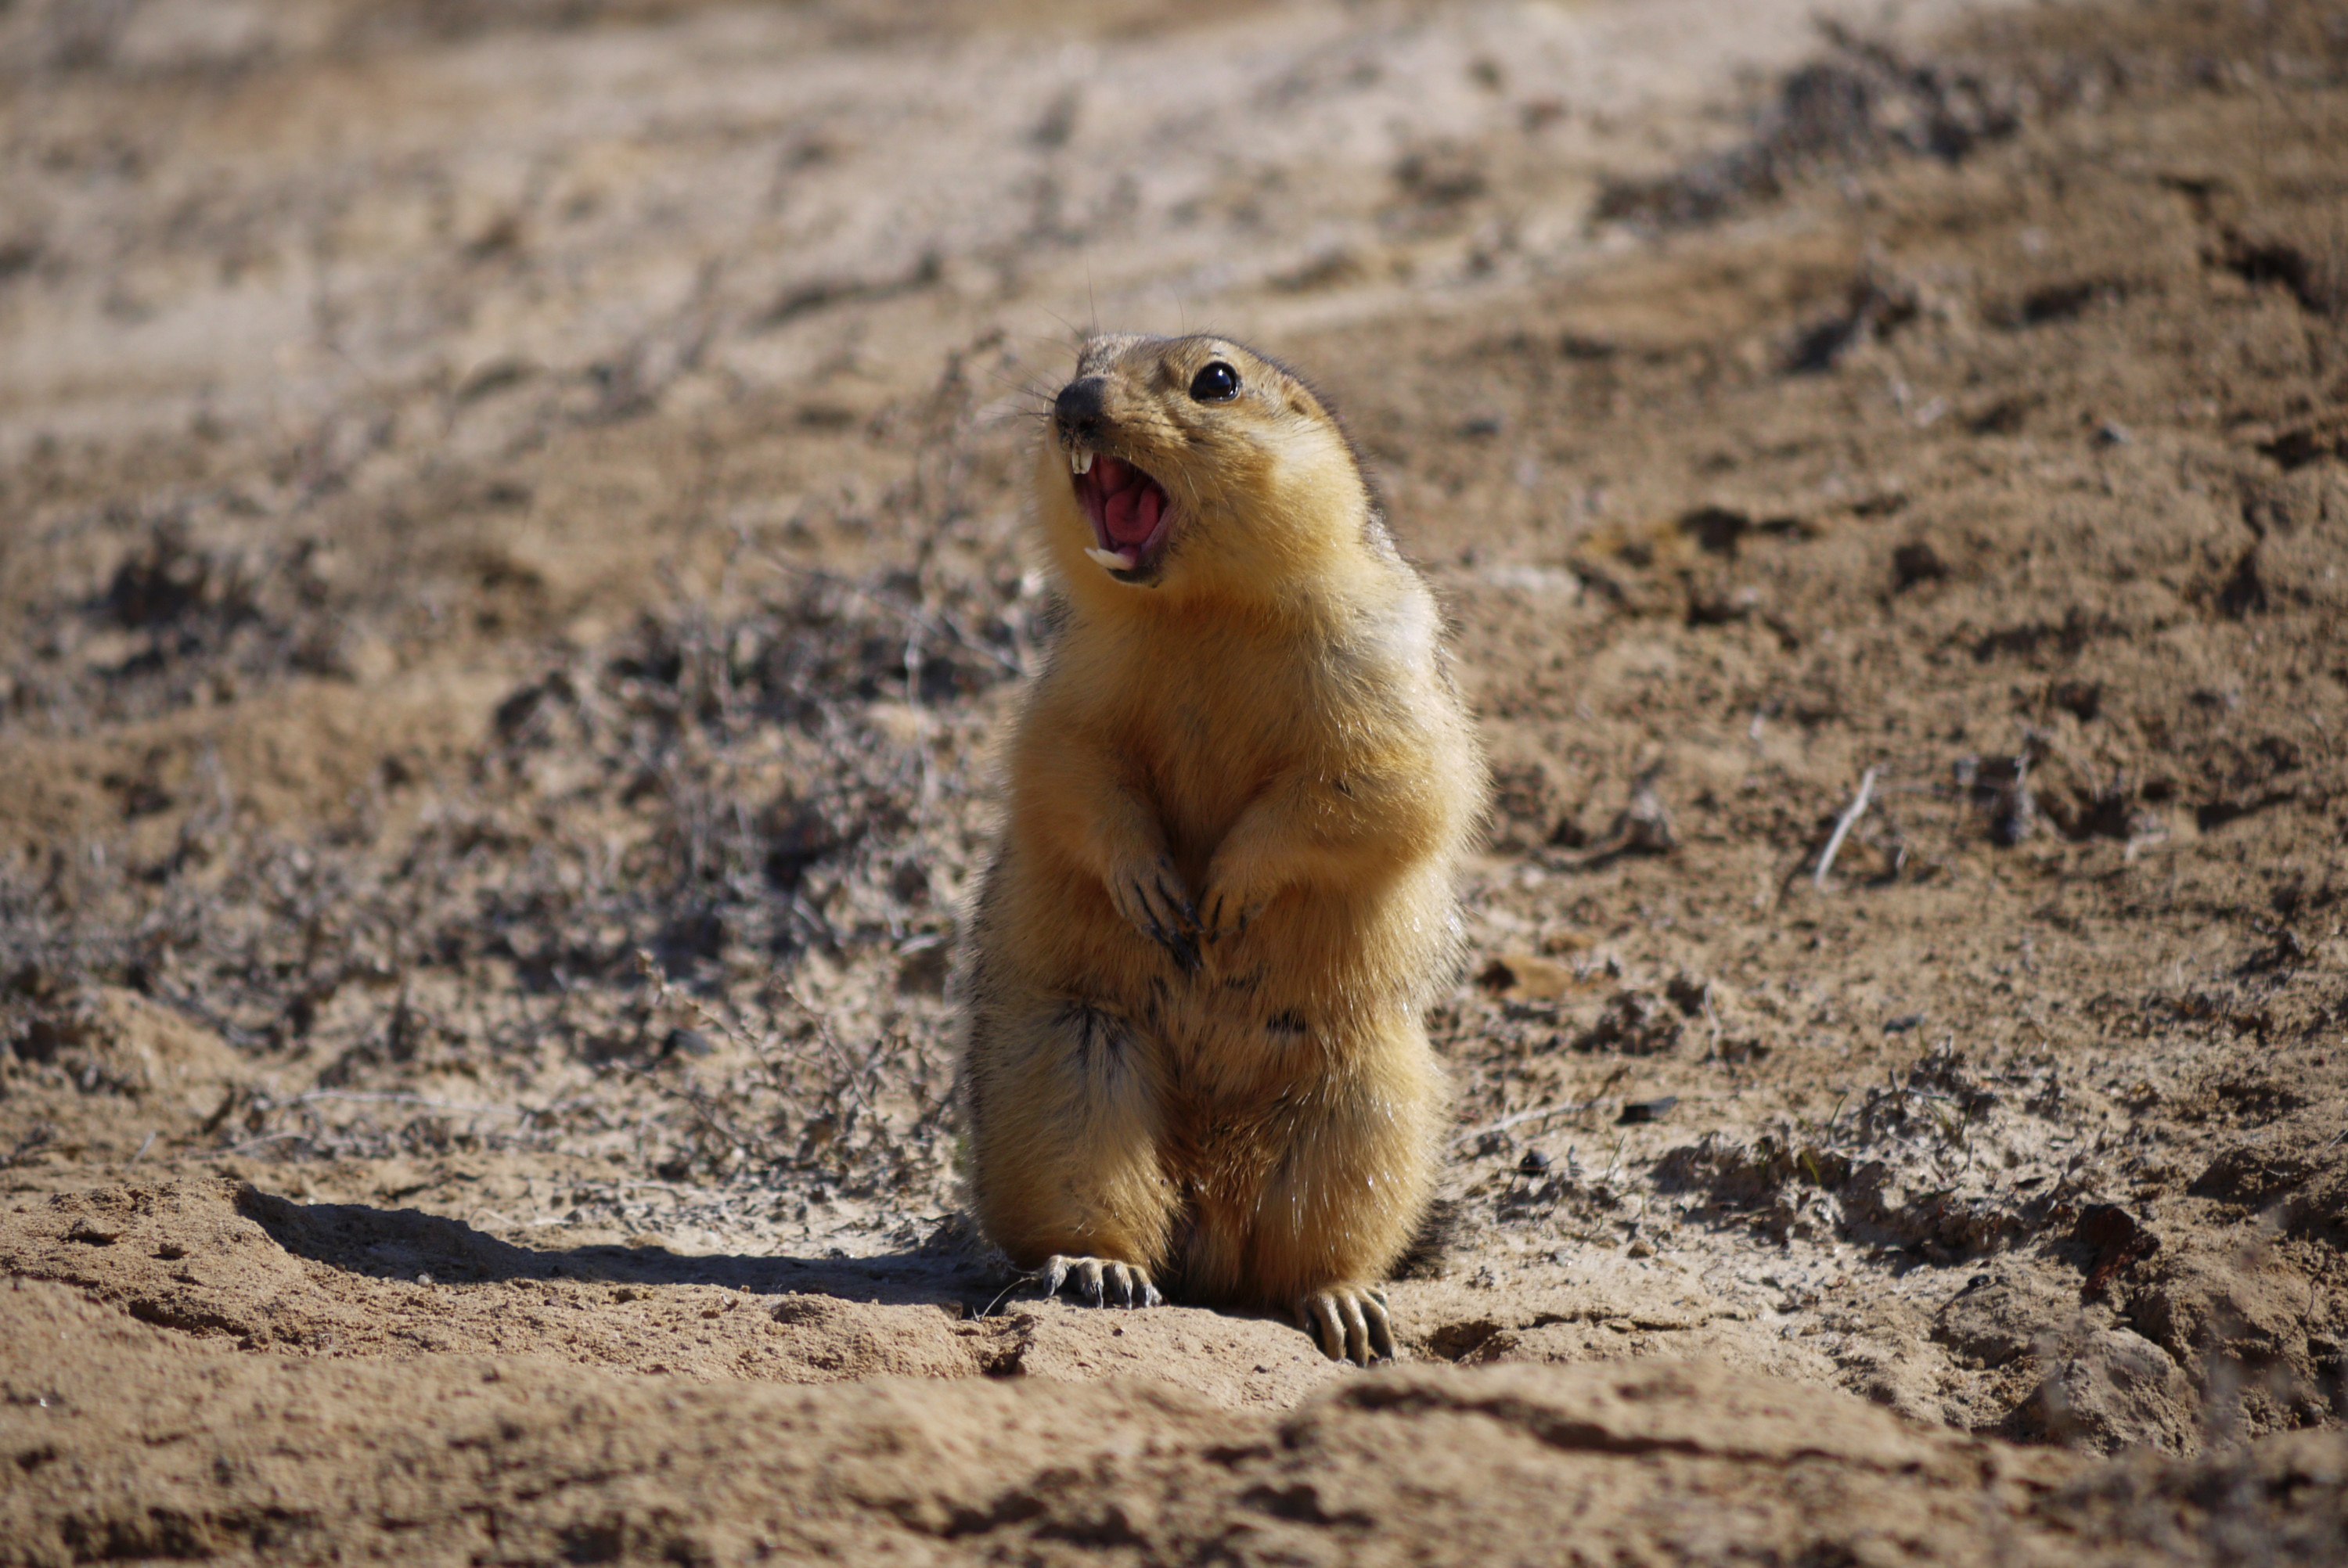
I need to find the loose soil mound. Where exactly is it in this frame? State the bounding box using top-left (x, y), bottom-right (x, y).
top-left (13, 1274), bottom-right (2347, 1566)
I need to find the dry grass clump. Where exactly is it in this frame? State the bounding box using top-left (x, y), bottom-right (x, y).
top-left (2, 548), bottom-right (1039, 1205)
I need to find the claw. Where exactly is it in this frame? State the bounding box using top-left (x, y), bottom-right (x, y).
top-left (1134, 876), bottom-right (1200, 973)
top-left (1364, 1294), bottom-right (1396, 1361)
top-left (1157, 875), bottom-right (1199, 932)
top-left (1164, 904), bottom-right (1201, 971)
top-left (1039, 1254), bottom-right (1159, 1311)
top-left (1340, 1295), bottom-right (1371, 1365)
top-left (1297, 1286), bottom-right (1398, 1365)
top-left (1303, 1293), bottom-right (1345, 1361)
top-left (1140, 913), bottom-right (1190, 973)
top-left (1201, 885), bottom-right (1259, 946)
top-left (1118, 863), bottom-right (1201, 974)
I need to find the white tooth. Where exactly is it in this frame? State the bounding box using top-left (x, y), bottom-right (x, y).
top-left (1085, 547), bottom-right (1136, 573)
top-left (1070, 448), bottom-right (1093, 475)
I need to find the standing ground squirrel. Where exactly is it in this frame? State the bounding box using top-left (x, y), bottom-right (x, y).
top-left (959, 334), bottom-right (1486, 1362)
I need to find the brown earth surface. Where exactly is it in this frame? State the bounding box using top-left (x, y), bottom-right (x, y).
top-left (4, 0), bottom-right (2348, 1563)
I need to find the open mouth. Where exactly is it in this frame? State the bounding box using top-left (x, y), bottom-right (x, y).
top-left (1069, 448), bottom-right (1173, 579)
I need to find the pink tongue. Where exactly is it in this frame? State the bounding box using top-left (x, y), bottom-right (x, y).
top-left (1103, 479), bottom-right (1161, 546)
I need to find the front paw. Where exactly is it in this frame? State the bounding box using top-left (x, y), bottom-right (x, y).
top-left (1198, 882), bottom-right (1266, 947)
top-left (1041, 1254), bottom-right (1162, 1309)
top-left (1296, 1284), bottom-right (1398, 1365)
top-left (1109, 855), bottom-right (1201, 973)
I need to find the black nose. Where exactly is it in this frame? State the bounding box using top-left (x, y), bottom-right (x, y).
top-left (1055, 376), bottom-right (1107, 442)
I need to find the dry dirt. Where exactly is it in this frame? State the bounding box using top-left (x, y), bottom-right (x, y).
top-left (4, 0), bottom-right (2348, 1563)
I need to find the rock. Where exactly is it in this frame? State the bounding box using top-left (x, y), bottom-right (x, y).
top-left (2191, 1142), bottom-right (2321, 1210)
top-left (2117, 1244), bottom-right (2348, 1437)
top-left (1936, 1267), bottom-right (2080, 1369)
top-left (2126, 1248), bottom-right (2310, 1375)
top-left (2189, 1120), bottom-right (2348, 1246)
top-left (2013, 1328), bottom-right (2195, 1455)
top-left (2074, 1204), bottom-right (2160, 1301)
top-left (2285, 1167), bottom-right (2348, 1247)
top-left (90, 987), bottom-right (249, 1115)
top-left (1476, 953), bottom-right (1580, 1001)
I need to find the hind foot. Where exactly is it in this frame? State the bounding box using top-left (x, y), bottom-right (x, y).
top-left (1297, 1284), bottom-right (1396, 1365)
top-left (1039, 1253), bottom-right (1161, 1309)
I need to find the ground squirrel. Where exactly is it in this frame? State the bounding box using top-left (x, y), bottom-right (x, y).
top-left (959, 334), bottom-right (1486, 1362)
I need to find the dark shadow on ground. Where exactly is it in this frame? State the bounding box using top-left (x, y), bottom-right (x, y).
top-left (236, 1185), bottom-right (1002, 1310)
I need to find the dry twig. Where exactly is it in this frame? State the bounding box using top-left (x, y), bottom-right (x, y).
top-left (1813, 766), bottom-right (1879, 889)
top-left (1450, 1065), bottom-right (1632, 1150)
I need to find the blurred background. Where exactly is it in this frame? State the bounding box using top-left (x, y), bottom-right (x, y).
top-left (2, 0), bottom-right (2023, 458)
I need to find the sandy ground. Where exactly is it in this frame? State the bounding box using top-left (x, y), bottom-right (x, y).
top-left (4, 0), bottom-right (2347, 1562)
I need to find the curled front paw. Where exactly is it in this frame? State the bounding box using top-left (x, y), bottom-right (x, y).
top-left (1198, 882), bottom-right (1266, 947)
top-left (1108, 856), bottom-right (1201, 973)
top-left (1296, 1284), bottom-right (1397, 1365)
top-left (1040, 1253), bottom-right (1162, 1309)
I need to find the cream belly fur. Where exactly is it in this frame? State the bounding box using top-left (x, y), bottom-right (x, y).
top-left (958, 333), bottom-right (1486, 1363)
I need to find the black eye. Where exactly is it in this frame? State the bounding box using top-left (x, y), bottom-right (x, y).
top-left (1189, 361), bottom-right (1240, 403)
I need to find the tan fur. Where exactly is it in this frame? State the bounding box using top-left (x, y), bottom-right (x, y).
top-left (958, 334), bottom-right (1486, 1357)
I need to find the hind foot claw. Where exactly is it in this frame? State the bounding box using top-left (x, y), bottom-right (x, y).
top-left (1039, 1253), bottom-right (1161, 1309)
top-left (1297, 1284), bottom-right (1396, 1365)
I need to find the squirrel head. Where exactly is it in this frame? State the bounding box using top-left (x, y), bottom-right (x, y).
top-left (1037, 333), bottom-right (1380, 609)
